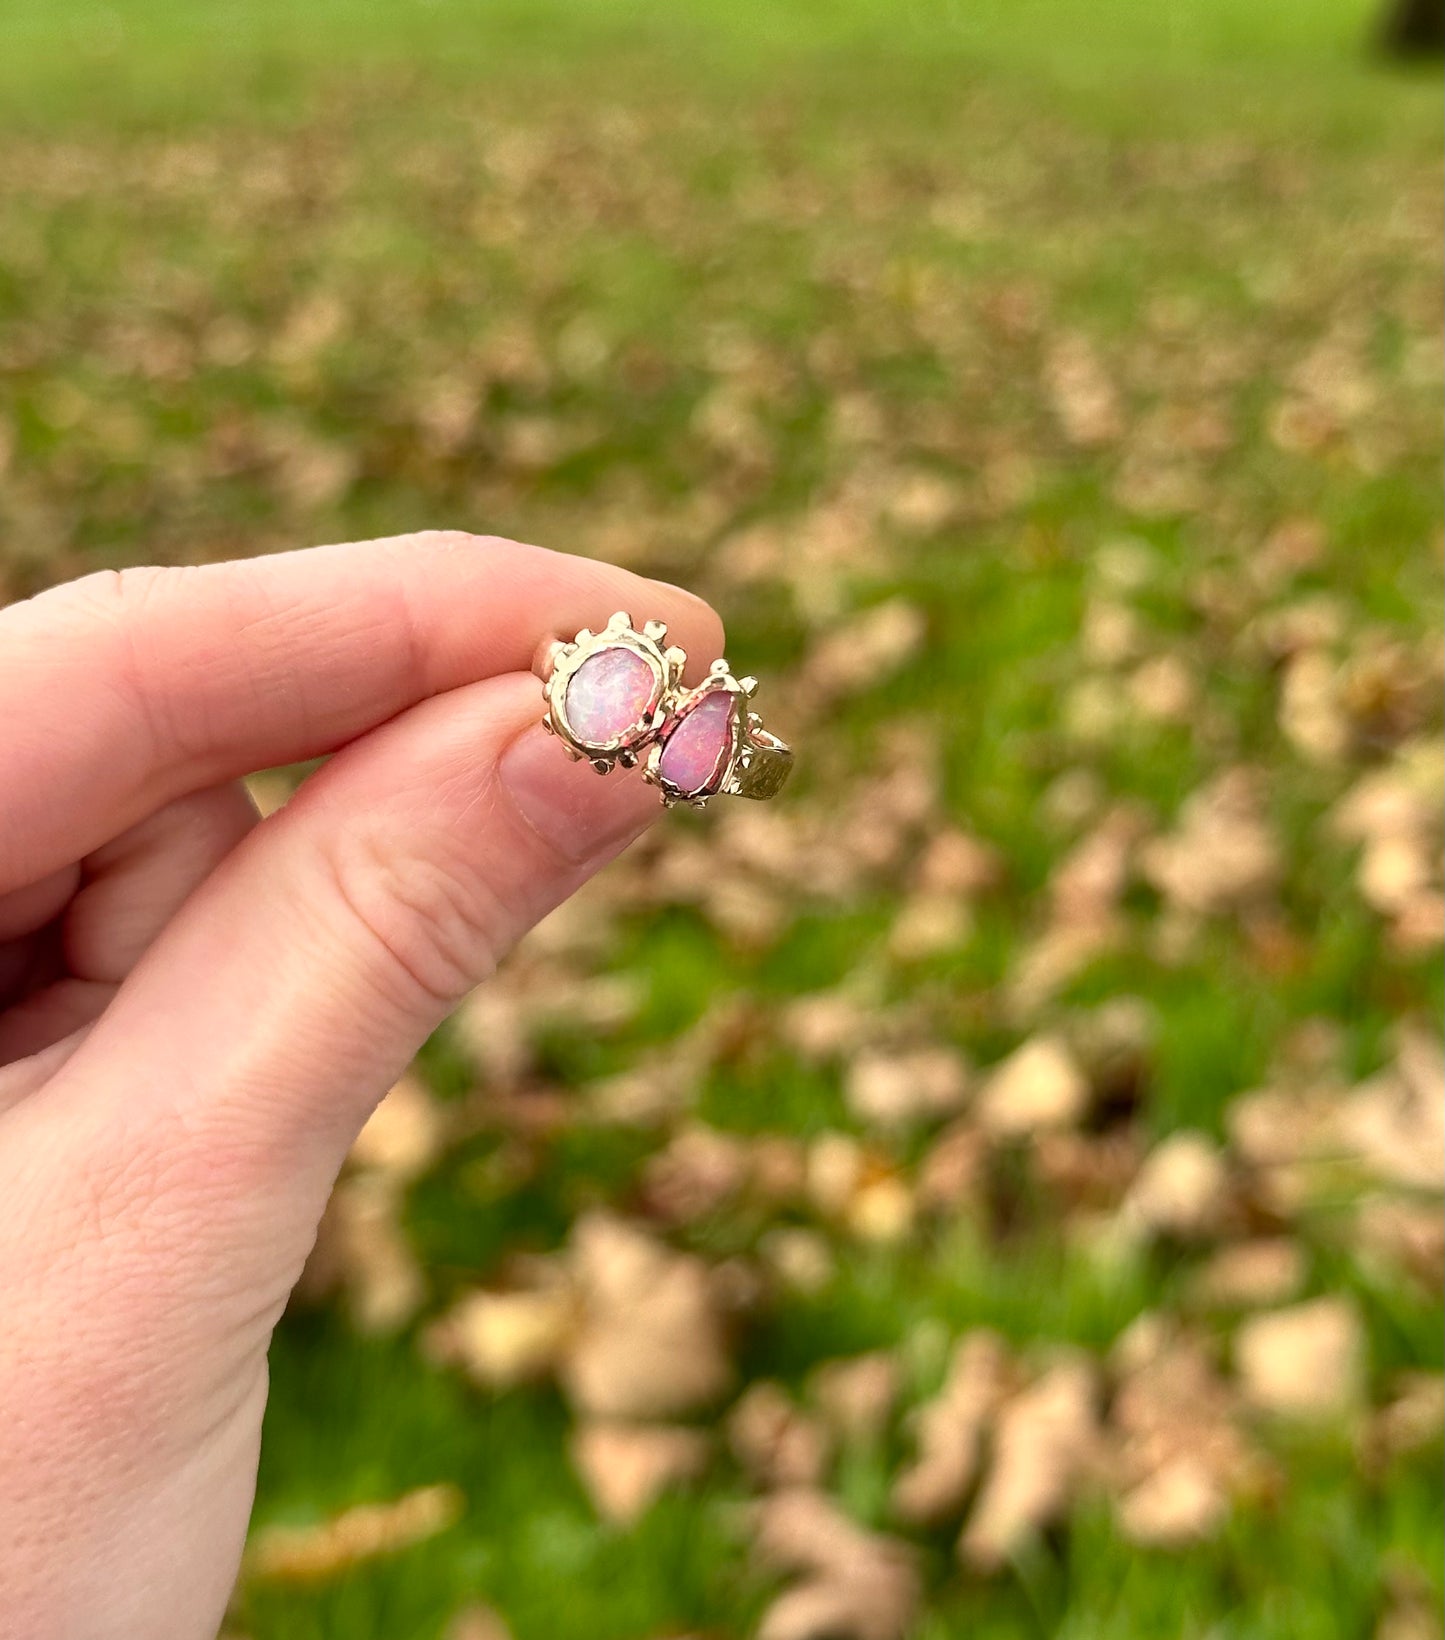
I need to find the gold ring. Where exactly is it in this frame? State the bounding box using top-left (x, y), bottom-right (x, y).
top-left (535, 615), bottom-right (793, 808)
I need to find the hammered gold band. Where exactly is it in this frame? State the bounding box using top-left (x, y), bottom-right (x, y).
top-left (727, 724), bottom-right (794, 801)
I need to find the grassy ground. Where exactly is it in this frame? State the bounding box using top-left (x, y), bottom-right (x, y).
top-left (1, 3), bottom-right (1440, 1637)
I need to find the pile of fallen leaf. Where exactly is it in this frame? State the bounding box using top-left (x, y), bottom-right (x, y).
top-left (277, 990), bottom-right (1439, 1636)
top-left (259, 445), bottom-right (1442, 1634)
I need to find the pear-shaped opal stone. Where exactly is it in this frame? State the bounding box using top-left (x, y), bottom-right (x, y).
top-left (564, 648), bottom-right (655, 746)
top-left (658, 691), bottom-right (735, 794)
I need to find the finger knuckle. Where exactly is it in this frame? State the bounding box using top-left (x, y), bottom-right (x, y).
top-left (41, 562), bottom-right (185, 622)
top-left (21, 564), bottom-right (201, 761)
top-left (316, 823), bottom-right (508, 1014)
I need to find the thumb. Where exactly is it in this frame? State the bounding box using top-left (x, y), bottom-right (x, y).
top-left (30, 666), bottom-right (686, 1266)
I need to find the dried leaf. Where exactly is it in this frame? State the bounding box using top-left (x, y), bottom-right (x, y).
top-left (959, 1355), bottom-right (1100, 1571)
top-left (887, 890), bottom-right (973, 959)
top-left (562, 1214), bottom-right (734, 1419)
top-left (915, 1119), bottom-right (986, 1216)
top-left (246, 1485), bottom-right (462, 1582)
top-left (800, 600), bottom-right (927, 701)
top-left (571, 1422), bottom-right (711, 1525)
top-left (893, 1330), bottom-right (1011, 1526)
top-left (1364, 1372), bottom-right (1445, 1467)
top-left (758, 1227), bottom-right (837, 1296)
top-left (1116, 1456), bottom-right (1228, 1548)
top-left (350, 1073), bottom-right (445, 1182)
top-left (1141, 768), bottom-right (1280, 918)
top-left (642, 1125), bottom-right (751, 1225)
top-left (779, 986), bottom-right (883, 1063)
top-left (975, 1035), bottom-right (1090, 1137)
top-left (1108, 1316), bottom-right (1263, 1548)
top-left (845, 1045), bottom-right (970, 1128)
top-left (753, 1489), bottom-right (920, 1640)
top-left (445, 1605), bottom-right (514, 1640)
top-left (1235, 1297), bottom-right (1365, 1419)
top-left (1121, 1131), bottom-right (1230, 1240)
top-left (441, 1286), bottom-right (574, 1391)
top-left (1046, 333), bottom-right (1122, 447)
top-left (810, 1352), bottom-right (899, 1447)
top-left (729, 1382), bottom-right (832, 1490)
top-left (1190, 1239), bottom-right (1308, 1310)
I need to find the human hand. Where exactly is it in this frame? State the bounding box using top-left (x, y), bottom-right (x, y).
top-left (0, 533), bottom-right (722, 1640)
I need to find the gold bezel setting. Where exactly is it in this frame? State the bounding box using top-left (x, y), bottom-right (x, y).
top-left (535, 617), bottom-right (794, 804)
top-left (540, 611), bottom-right (686, 774)
top-left (645, 660), bottom-right (786, 810)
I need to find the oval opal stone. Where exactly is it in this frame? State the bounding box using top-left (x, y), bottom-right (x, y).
top-left (564, 647), bottom-right (656, 746)
top-left (658, 691), bottom-right (735, 795)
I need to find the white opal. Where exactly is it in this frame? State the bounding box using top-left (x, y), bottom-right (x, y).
top-left (564, 648), bottom-right (655, 746)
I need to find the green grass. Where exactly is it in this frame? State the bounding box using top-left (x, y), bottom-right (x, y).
top-left (2, 0), bottom-right (1440, 1635)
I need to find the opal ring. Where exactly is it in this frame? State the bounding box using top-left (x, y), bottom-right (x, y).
top-left (533, 613), bottom-right (793, 808)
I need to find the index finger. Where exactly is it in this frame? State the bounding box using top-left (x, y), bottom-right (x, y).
top-left (0, 531), bottom-right (723, 895)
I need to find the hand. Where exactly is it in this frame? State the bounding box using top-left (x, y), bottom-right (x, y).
top-left (0, 532), bottom-right (722, 1640)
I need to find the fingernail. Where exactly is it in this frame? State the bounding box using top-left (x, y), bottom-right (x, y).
top-left (497, 727), bottom-right (662, 864)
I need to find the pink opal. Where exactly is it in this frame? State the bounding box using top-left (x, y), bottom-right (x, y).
top-left (659, 691), bottom-right (735, 795)
top-left (565, 647), bottom-right (655, 746)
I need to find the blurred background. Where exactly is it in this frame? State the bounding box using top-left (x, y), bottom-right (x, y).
top-left (2, 2), bottom-right (1441, 1636)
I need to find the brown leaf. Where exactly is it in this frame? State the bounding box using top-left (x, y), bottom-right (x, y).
top-left (800, 599), bottom-right (927, 702)
top-left (440, 1285), bottom-right (574, 1391)
top-left (451, 985), bottom-right (533, 1091)
top-left (1364, 1372), bottom-right (1445, 1468)
top-left (1045, 333), bottom-right (1122, 447)
top-left (1229, 1025), bottom-right (1445, 1207)
top-left (246, 1485), bottom-right (462, 1582)
top-left (1128, 653), bottom-right (1198, 724)
top-left (1108, 1316), bottom-right (1264, 1548)
top-left (1189, 1239), bottom-right (1308, 1310)
top-left (846, 1173), bottom-right (917, 1244)
top-left (805, 1132), bottom-right (868, 1220)
top-left (915, 1119), bottom-right (986, 1216)
top-left (1120, 1131), bottom-right (1230, 1241)
top-left (810, 1352), bottom-right (899, 1447)
top-left (753, 1490), bottom-right (921, 1640)
top-left (561, 1214), bottom-right (735, 1419)
top-left (779, 985), bottom-right (884, 1063)
top-left (642, 1125), bottom-right (752, 1225)
top-left (758, 1227), bottom-right (837, 1296)
top-left (1140, 768), bottom-right (1280, 918)
top-left (1340, 1026), bottom-right (1445, 1192)
top-left (887, 890), bottom-right (973, 960)
top-left (570, 1422), bottom-right (711, 1525)
top-left (1052, 804), bottom-right (1151, 924)
top-left (893, 1330), bottom-right (1011, 1527)
top-left (913, 828), bottom-right (1004, 897)
top-left (959, 1354), bottom-right (1100, 1571)
top-left (1116, 1457), bottom-right (1227, 1548)
top-left (1235, 1297), bottom-right (1365, 1420)
top-left (1279, 649), bottom-right (1351, 764)
top-left (1355, 1197), bottom-right (1445, 1292)
top-left (445, 1605), bottom-right (514, 1640)
top-left (728, 1382), bottom-right (832, 1490)
top-left (1376, 1592), bottom-right (1445, 1640)
top-left (845, 1045), bottom-right (970, 1128)
top-left (350, 1073), bottom-right (446, 1182)
top-left (975, 1035), bottom-right (1090, 1138)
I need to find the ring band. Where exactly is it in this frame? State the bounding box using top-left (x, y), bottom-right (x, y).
top-left (727, 723), bottom-right (794, 801)
top-left (536, 616), bottom-right (792, 807)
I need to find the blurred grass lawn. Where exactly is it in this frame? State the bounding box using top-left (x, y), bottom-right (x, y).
top-left (1, 1), bottom-right (1441, 1637)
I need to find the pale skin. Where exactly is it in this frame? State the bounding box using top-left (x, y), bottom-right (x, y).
top-left (0, 531), bottom-right (724, 1640)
